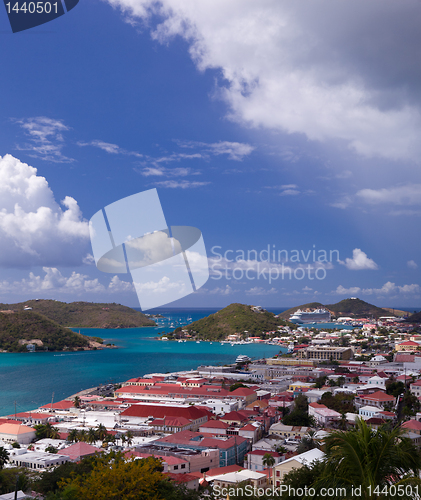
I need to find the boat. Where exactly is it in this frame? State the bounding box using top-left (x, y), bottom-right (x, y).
top-left (236, 354), bottom-right (251, 363)
top-left (289, 308), bottom-right (331, 324)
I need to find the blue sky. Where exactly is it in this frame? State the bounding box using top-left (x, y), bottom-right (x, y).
top-left (0, 0), bottom-right (420, 309)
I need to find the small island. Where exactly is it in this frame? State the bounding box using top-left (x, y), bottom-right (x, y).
top-left (0, 300), bottom-right (156, 353)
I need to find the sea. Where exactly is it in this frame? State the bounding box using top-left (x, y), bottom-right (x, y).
top-left (0, 306), bottom-right (417, 418)
top-left (0, 307), bottom-right (287, 417)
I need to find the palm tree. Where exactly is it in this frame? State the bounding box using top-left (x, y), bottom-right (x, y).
top-left (126, 431), bottom-right (134, 447)
top-left (87, 428), bottom-right (97, 444)
top-left (73, 396), bottom-right (81, 408)
top-left (262, 453), bottom-right (276, 485)
top-left (0, 446), bottom-right (9, 469)
top-left (78, 429), bottom-right (87, 442)
top-left (45, 422), bottom-right (60, 439)
top-left (68, 429), bottom-right (79, 443)
top-left (297, 429), bottom-right (320, 454)
top-left (96, 424), bottom-right (107, 441)
top-left (314, 418), bottom-right (421, 499)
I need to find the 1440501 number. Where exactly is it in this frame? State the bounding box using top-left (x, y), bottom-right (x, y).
top-left (5, 2), bottom-right (59, 14)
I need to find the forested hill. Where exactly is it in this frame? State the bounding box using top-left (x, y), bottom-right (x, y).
top-left (170, 303), bottom-right (295, 341)
top-left (0, 300), bottom-right (156, 328)
top-left (0, 311), bottom-right (90, 352)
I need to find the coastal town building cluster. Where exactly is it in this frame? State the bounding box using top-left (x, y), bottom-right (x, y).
top-left (1, 310), bottom-right (421, 497)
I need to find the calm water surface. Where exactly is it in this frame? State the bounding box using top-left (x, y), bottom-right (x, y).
top-left (0, 308), bottom-right (287, 416)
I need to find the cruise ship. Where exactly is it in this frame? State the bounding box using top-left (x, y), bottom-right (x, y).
top-left (289, 308), bottom-right (331, 324)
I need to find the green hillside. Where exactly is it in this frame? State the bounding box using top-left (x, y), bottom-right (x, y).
top-left (0, 300), bottom-right (156, 328)
top-left (0, 311), bottom-right (90, 352)
top-left (406, 311), bottom-right (421, 323)
top-left (327, 298), bottom-right (390, 318)
top-left (279, 298), bottom-right (390, 320)
top-left (171, 303), bottom-right (295, 341)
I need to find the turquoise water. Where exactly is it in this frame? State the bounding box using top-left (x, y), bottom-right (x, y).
top-left (0, 308), bottom-right (285, 417)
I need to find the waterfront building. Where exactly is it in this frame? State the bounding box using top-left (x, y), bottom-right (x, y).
top-left (297, 346), bottom-right (353, 361)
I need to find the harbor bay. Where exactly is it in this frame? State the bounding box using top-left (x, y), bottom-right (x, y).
top-left (0, 308), bottom-right (285, 417)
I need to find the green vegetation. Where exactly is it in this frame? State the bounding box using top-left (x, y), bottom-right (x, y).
top-left (171, 303), bottom-right (294, 341)
top-left (407, 311), bottom-right (421, 323)
top-left (282, 394), bottom-right (314, 427)
top-left (320, 392), bottom-right (355, 413)
top-left (33, 452), bottom-right (200, 500)
top-left (0, 299), bottom-right (156, 329)
top-left (314, 419), bottom-right (421, 499)
top-left (35, 423), bottom-right (61, 440)
top-left (0, 310), bottom-right (90, 352)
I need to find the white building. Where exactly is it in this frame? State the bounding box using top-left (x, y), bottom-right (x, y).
top-left (9, 451), bottom-right (70, 469)
top-left (359, 405), bottom-right (382, 419)
top-left (0, 423), bottom-right (36, 445)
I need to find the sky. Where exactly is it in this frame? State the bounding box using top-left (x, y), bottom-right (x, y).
top-left (0, 0), bottom-right (420, 310)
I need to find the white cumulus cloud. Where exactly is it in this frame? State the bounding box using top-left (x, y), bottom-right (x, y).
top-left (408, 260), bottom-right (418, 269)
top-left (106, 0), bottom-right (421, 162)
top-left (340, 248), bottom-right (378, 271)
top-left (0, 154), bottom-right (90, 268)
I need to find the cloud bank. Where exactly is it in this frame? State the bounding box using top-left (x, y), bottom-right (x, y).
top-left (106, 0), bottom-right (421, 162)
top-left (0, 154), bottom-right (89, 268)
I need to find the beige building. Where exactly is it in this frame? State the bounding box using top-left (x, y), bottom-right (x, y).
top-left (0, 423), bottom-right (36, 445)
top-left (273, 449), bottom-right (325, 486)
top-left (297, 346), bottom-right (353, 361)
top-left (268, 423), bottom-right (311, 439)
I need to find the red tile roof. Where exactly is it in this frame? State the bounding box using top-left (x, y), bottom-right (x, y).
top-left (401, 420), bottom-right (421, 431)
top-left (39, 400), bottom-right (75, 410)
top-left (61, 442), bottom-right (101, 460)
top-left (120, 405), bottom-right (208, 421)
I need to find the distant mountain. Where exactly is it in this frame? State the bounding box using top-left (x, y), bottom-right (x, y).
top-left (0, 300), bottom-right (156, 329)
top-left (171, 303), bottom-right (295, 341)
top-left (279, 298), bottom-right (391, 320)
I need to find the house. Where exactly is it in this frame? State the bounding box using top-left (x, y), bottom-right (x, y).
top-left (272, 449), bottom-right (325, 486)
top-left (359, 406), bottom-right (382, 419)
top-left (152, 430), bottom-right (249, 467)
top-left (119, 404), bottom-right (208, 430)
top-left (245, 449), bottom-right (282, 471)
top-left (355, 391), bottom-right (395, 410)
top-left (60, 442), bottom-right (101, 461)
top-left (410, 380), bottom-right (421, 398)
top-left (9, 451), bottom-right (70, 469)
top-left (395, 341), bottom-right (420, 352)
top-left (0, 423), bottom-right (36, 445)
top-left (401, 419), bottom-right (421, 435)
top-left (268, 423), bottom-right (311, 439)
top-left (199, 420), bottom-right (229, 435)
top-left (308, 403), bottom-right (340, 426)
top-left (166, 473), bottom-right (200, 490)
top-left (211, 469), bottom-right (267, 491)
